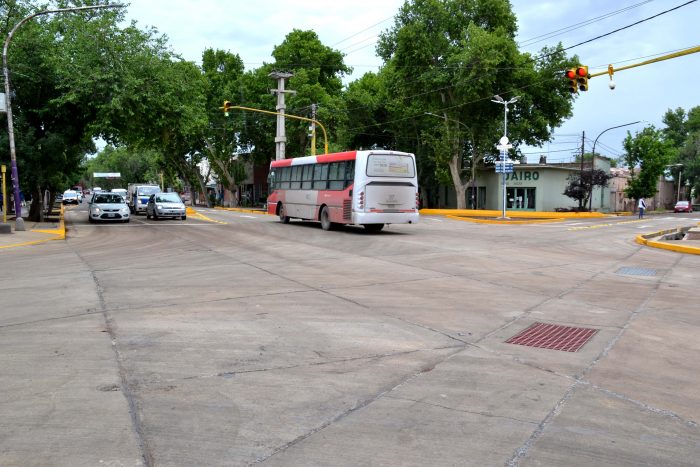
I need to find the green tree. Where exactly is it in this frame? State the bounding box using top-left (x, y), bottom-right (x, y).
top-left (375, 0), bottom-right (576, 208)
top-left (1, 1), bottom-right (197, 218)
top-left (622, 126), bottom-right (672, 200)
top-left (662, 106), bottom-right (700, 201)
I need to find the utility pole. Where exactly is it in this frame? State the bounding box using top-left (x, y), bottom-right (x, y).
top-left (269, 71), bottom-right (295, 160)
top-left (580, 131), bottom-right (585, 211)
top-left (310, 103), bottom-right (317, 156)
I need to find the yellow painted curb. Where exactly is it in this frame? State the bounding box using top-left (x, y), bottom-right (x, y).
top-left (446, 214), bottom-right (565, 225)
top-left (0, 206), bottom-right (65, 249)
top-left (420, 208), bottom-right (609, 219)
top-left (186, 206), bottom-right (227, 225)
top-left (635, 227), bottom-right (700, 255)
top-left (214, 206), bottom-right (272, 215)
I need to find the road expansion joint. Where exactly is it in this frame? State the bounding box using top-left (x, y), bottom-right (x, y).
top-left (72, 249), bottom-right (154, 467)
top-left (506, 252), bottom-right (682, 465)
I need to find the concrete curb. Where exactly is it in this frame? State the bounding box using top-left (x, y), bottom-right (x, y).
top-left (214, 206), bottom-right (271, 215)
top-left (445, 214), bottom-right (565, 225)
top-left (635, 224), bottom-right (700, 255)
top-left (421, 208), bottom-right (609, 223)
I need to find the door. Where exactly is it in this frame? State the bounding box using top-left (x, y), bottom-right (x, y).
top-left (507, 188), bottom-right (536, 210)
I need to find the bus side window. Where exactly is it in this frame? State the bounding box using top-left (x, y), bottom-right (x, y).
top-left (328, 162), bottom-right (345, 190)
top-left (301, 164), bottom-right (313, 189)
top-left (280, 166), bottom-right (291, 189)
top-left (291, 165), bottom-right (302, 190)
top-left (313, 164), bottom-right (326, 189)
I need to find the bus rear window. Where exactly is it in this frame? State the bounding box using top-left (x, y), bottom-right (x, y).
top-left (366, 154), bottom-right (415, 178)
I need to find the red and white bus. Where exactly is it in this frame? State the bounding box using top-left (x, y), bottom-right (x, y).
top-left (267, 150), bottom-right (419, 232)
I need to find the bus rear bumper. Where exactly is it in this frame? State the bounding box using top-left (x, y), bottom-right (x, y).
top-left (352, 211), bottom-right (419, 225)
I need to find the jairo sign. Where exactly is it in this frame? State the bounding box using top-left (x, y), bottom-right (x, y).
top-left (506, 171), bottom-right (539, 181)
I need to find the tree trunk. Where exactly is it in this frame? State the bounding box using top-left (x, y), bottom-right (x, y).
top-left (27, 185), bottom-right (44, 222)
top-left (212, 159), bottom-right (238, 207)
top-left (448, 154), bottom-right (468, 209)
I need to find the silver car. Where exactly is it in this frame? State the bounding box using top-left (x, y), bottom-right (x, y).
top-left (146, 192), bottom-right (187, 220)
top-left (88, 193), bottom-right (130, 223)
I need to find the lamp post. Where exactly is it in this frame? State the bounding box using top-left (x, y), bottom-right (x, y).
top-left (490, 95), bottom-right (519, 219)
top-left (424, 112), bottom-right (479, 208)
top-left (589, 121), bottom-right (641, 211)
top-left (3, 4), bottom-right (124, 231)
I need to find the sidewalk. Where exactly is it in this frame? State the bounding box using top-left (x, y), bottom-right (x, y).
top-left (0, 209), bottom-right (65, 249)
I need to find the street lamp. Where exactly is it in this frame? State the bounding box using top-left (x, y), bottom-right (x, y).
top-left (3, 4), bottom-right (124, 230)
top-left (491, 95), bottom-right (519, 218)
top-left (424, 112), bottom-right (480, 208)
top-left (589, 121), bottom-right (641, 211)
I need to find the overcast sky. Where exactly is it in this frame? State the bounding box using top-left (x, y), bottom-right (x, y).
top-left (123, 0), bottom-right (699, 162)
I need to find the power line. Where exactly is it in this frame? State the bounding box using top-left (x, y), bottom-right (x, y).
top-left (331, 15), bottom-right (394, 47)
top-left (517, 1), bottom-right (654, 48)
top-left (557, 0), bottom-right (697, 55)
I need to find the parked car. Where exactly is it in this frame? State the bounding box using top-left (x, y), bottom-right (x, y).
top-left (146, 192), bottom-right (187, 220)
top-left (88, 193), bottom-right (130, 223)
top-left (674, 201), bottom-right (693, 213)
top-left (62, 190), bottom-right (80, 205)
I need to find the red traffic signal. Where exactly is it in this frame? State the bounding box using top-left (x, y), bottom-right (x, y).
top-left (565, 69), bottom-right (577, 93)
top-left (576, 66), bottom-right (589, 91)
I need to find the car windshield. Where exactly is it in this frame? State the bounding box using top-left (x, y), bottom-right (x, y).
top-left (155, 193), bottom-right (182, 203)
top-left (137, 187), bottom-right (160, 196)
top-left (94, 194), bottom-right (124, 204)
top-left (677, 201), bottom-right (689, 206)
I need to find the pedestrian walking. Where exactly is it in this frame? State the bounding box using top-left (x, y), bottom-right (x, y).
top-left (638, 198), bottom-right (646, 219)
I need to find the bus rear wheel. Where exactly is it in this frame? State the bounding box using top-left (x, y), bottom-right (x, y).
top-left (279, 204), bottom-right (290, 224)
top-left (320, 206), bottom-right (334, 231)
top-left (363, 223), bottom-right (384, 232)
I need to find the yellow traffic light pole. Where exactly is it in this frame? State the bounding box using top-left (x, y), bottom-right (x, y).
top-left (220, 103), bottom-right (329, 155)
top-left (589, 44), bottom-right (700, 79)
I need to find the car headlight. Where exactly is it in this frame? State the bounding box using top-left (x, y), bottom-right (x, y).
top-left (93, 207), bottom-right (102, 214)
top-left (157, 204), bottom-right (163, 209)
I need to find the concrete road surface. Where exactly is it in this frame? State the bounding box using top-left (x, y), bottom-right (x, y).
top-left (1, 206), bottom-right (699, 466)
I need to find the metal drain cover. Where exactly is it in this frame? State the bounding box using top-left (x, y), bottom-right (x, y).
top-left (616, 267), bottom-right (658, 276)
top-left (506, 322), bottom-right (598, 352)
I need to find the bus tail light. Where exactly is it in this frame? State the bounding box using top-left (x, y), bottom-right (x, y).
top-left (416, 192), bottom-right (420, 209)
top-left (358, 191), bottom-right (365, 209)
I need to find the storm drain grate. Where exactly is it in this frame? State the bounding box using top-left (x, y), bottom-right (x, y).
top-left (505, 322), bottom-right (598, 352)
top-left (616, 267), bottom-right (658, 277)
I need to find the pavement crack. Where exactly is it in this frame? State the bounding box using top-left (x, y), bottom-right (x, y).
top-left (583, 381), bottom-right (699, 429)
top-left (248, 346), bottom-right (464, 465)
top-left (384, 395), bottom-right (538, 426)
top-left (181, 345), bottom-right (463, 381)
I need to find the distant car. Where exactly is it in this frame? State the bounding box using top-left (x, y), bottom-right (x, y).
top-left (674, 201), bottom-right (693, 213)
top-left (88, 193), bottom-right (130, 223)
top-left (146, 192), bottom-right (187, 220)
top-left (111, 188), bottom-right (128, 200)
top-left (62, 190), bottom-right (79, 205)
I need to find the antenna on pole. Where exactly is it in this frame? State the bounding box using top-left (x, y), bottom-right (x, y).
top-left (269, 71), bottom-right (295, 160)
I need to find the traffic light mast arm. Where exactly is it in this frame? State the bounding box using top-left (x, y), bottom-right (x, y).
top-left (589, 44), bottom-right (700, 78)
top-left (221, 103), bottom-right (329, 155)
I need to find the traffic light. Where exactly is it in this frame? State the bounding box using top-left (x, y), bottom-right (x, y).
top-left (576, 66), bottom-right (589, 92)
top-left (565, 69), bottom-right (577, 93)
top-left (221, 100), bottom-right (232, 116)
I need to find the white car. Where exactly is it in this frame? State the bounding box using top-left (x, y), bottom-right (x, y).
top-left (62, 190), bottom-right (80, 205)
top-left (89, 192), bottom-right (130, 223)
top-left (146, 192), bottom-right (187, 220)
